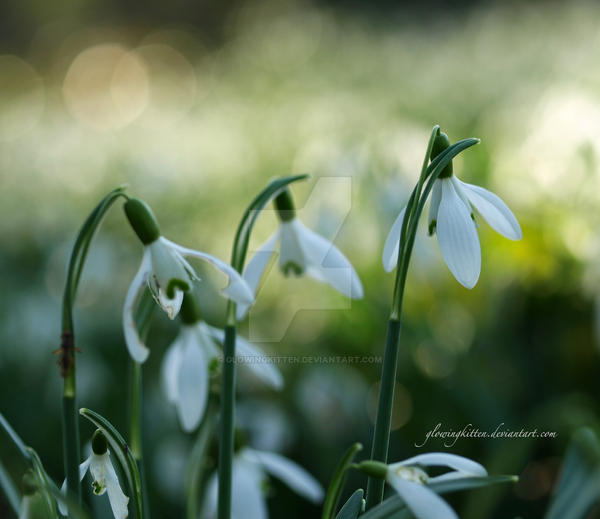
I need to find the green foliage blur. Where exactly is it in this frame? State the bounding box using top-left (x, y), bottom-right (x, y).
top-left (1, 0), bottom-right (600, 517)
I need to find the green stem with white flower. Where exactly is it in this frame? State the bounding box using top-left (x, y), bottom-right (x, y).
top-left (60, 186), bottom-right (128, 506)
top-left (129, 288), bottom-right (154, 518)
top-left (217, 175), bottom-right (308, 519)
top-left (365, 128), bottom-right (479, 509)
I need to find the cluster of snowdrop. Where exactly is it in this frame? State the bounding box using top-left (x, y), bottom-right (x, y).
top-left (24, 127), bottom-right (521, 519)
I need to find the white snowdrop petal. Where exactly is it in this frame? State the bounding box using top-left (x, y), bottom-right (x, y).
top-left (104, 455), bottom-right (129, 519)
top-left (232, 459), bottom-right (268, 519)
top-left (157, 288), bottom-right (184, 320)
top-left (382, 207), bottom-right (406, 273)
top-left (163, 239), bottom-right (254, 306)
top-left (387, 476), bottom-right (458, 519)
top-left (399, 453), bottom-right (487, 477)
top-left (123, 251), bottom-right (152, 363)
top-left (279, 220), bottom-right (307, 274)
top-left (237, 230), bottom-right (280, 320)
top-left (294, 220), bottom-right (363, 299)
top-left (248, 449), bottom-right (324, 504)
top-left (202, 459), bottom-right (267, 519)
top-left (160, 338), bottom-right (183, 404)
top-left (458, 179), bottom-right (522, 240)
top-left (437, 179), bottom-right (481, 289)
top-left (176, 334), bottom-right (209, 432)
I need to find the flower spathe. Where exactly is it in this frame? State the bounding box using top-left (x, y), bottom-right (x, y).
top-left (59, 450), bottom-right (129, 519)
top-left (238, 218), bottom-right (363, 319)
top-left (385, 453), bottom-right (487, 519)
top-left (123, 236), bottom-right (254, 363)
top-left (203, 448), bottom-right (324, 519)
top-left (382, 163), bottom-right (521, 289)
top-left (161, 321), bottom-right (283, 432)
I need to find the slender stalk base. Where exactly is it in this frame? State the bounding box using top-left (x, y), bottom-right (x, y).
top-left (129, 361), bottom-right (149, 518)
top-left (62, 393), bottom-right (81, 505)
top-left (365, 318), bottom-right (402, 509)
top-left (217, 325), bottom-right (237, 519)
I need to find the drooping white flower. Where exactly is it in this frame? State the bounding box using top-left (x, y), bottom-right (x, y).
top-left (59, 432), bottom-right (129, 519)
top-left (122, 198), bottom-right (253, 363)
top-left (384, 453), bottom-right (487, 519)
top-left (383, 132), bottom-right (521, 289)
top-left (161, 321), bottom-right (283, 432)
top-left (203, 448), bottom-right (324, 519)
top-left (237, 189), bottom-right (363, 319)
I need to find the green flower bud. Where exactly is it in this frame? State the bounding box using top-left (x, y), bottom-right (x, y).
top-left (92, 429), bottom-right (108, 455)
top-left (21, 470), bottom-right (38, 496)
top-left (430, 131), bottom-right (453, 179)
top-left (356, 460), bottom-right (388, 479)
top-left (179, 292), bottom-right (202, 324)
top-left (274, 189), bottom-right (296, 222)
top-left (124, 198), bottom-right (161, 245)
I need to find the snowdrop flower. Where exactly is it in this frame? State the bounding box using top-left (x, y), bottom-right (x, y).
top-left (361, 453), bottom-right (487, 519)
top-left (123, 198), bottom-right (254, 363)
top-left (383, 132), bottom-right (521, 288)
top-left (238, 188), bottom-right (363, 319)
top-left (161, 293), bottom-right (283, 432)
top-left (59, 431), bottom-right (129, 519)
top-left (203, 447), bottom-right (324, 519)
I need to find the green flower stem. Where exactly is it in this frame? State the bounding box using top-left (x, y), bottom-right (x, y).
top-left (364, 318), bottom-right (401, 507)
top-left (217, 305), bottom-right (237, 519)
top-left (129, 288), bottom-right (154, 519)
top-left (217, 175), bottom-right (309, 519)
top-left (60, 186), bottom-right (128, 506)
top-left (366, 130), bottom-right (479, 510)
top-left (186, 399), bottom-right (218, 519)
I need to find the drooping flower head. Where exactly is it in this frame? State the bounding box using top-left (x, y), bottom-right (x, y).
top-left (383, 132), bottom-right (522, 288)
top-left (59, 430), bottom-right (129, 519)
top-left (237, 188), bottom-right (363, 319)
top-left (203, 447), bottom-right (324, 519)
top-left (360, 453), bottom-right (487, 519)
top-left (161, 293), bottom-right (283, 432)
top-left (122, 198), bottom-right (254, 362)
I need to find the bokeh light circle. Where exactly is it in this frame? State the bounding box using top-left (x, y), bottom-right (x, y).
top-left (63, 44), bottom-right (149, 130)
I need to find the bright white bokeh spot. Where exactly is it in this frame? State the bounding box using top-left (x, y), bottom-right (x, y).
top-left (0, 55), bottom-right (44, 141)
top-left (63, 44), bottom-right (149, 130)
top-left (136, 44), bottom-right (197, 127)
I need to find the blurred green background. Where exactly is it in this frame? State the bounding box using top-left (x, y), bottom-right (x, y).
top-left (1, 0), bottom-right (600, 517)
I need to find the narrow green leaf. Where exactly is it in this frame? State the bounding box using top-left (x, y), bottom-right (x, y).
top-left (0, 459), bottom-right (20, 515)
top-left (79, 408), bottom-right (143, 519)
top-left (0, 413), bottom-right (31, 463)
top-left (322, 443), bottom-right (363, 519)
top-left (360, 475), bottom-right (517, 519)
top-left (335, 489), bottom-right (364, 519)
top-left (545, 428), bottom-right (600, 519)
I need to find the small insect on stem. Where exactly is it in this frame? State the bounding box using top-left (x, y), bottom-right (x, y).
top-left (52, 331), bottom-right (81, 378)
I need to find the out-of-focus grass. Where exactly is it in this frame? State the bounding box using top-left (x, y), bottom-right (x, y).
top-left (1, 1), bottom-right (600, 517)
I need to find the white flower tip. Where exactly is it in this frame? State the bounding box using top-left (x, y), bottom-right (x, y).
top-left (222, 278), bottom-right (255, 306)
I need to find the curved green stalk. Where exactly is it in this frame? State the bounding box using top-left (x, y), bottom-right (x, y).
top-left (366, 131), bottom-right (480, 509)
top-left (217, 175), bottom-right (309, 519)
top-left (321, 443), bottom-right (363, 519)
top-left (59, 186), bottom-right (128, 506)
